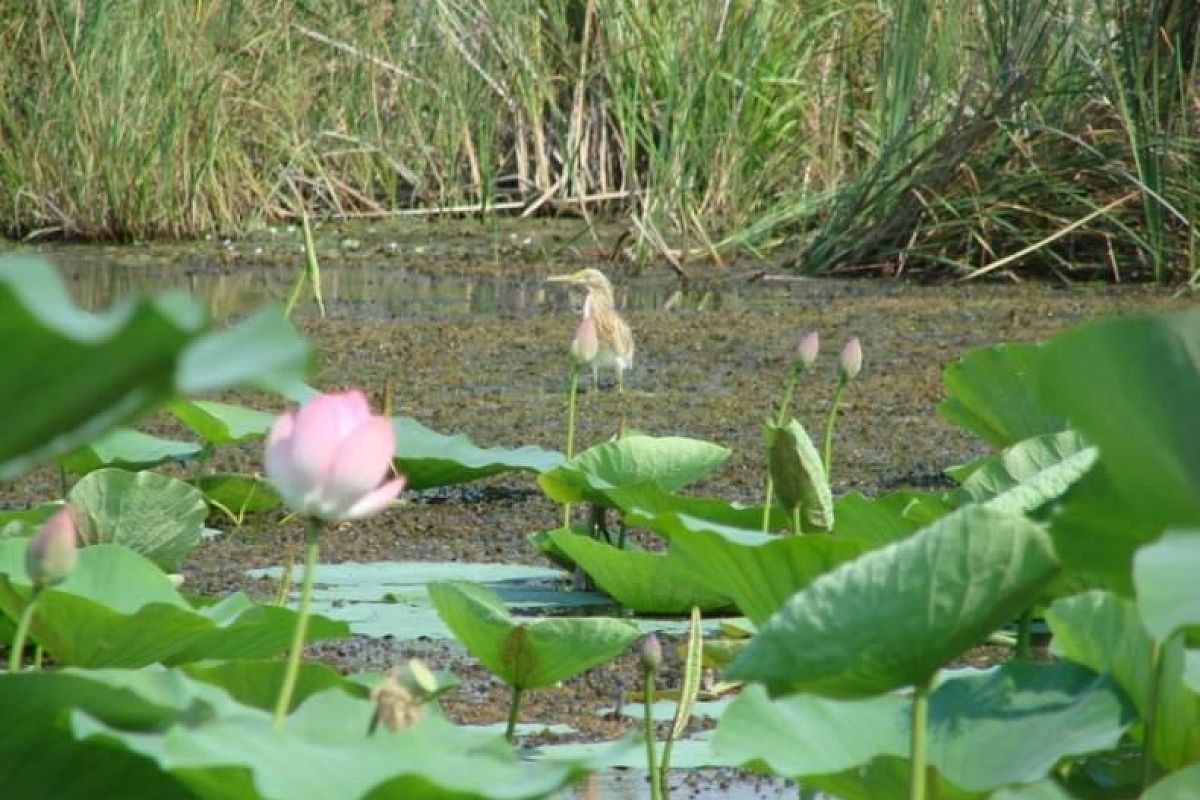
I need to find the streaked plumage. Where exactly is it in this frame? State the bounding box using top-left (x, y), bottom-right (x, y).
top-left (547, 268), bottom-right (635, 392)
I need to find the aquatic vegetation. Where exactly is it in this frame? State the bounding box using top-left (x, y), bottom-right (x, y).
top-left (4, 255), bottom-right (1200, 799)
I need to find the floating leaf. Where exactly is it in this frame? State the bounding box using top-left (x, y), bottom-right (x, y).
top-left (170, 399), bottom-right (277, 445)
top-left (939, 342), bottom-right (1065, 447)
top-left (728, 507), bottom-right (1059, 697)
top-left (766, 419), bottom-right (833, 532)
top-left (656, 513), bottom-right (866, 625)
top-left (58, 428), bottom-right (203, 474)
top-left (68, 468), bottom-right (207, 571)
top-left (427, 580), bottom-right (639, 690)
top-left (394, 416), bottom-right (563, 490)
top-left (1046, 590), bottom-right (1200, 769)
top-left (0, 257), bottom-right (308, 480)
top-left (605, 482), bottom-right (783, 531)
top-left (0, 541), bottom-right (346, 667)
top-left (716, 662), bottom-right (1131, 792)
top-left (539, 434), bottom-right (729, 506)
top-left (546, 530), bottom-right (731, 614)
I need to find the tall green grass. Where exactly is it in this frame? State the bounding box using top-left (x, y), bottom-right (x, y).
top-left (0, 0), bottom-right (1196, 279)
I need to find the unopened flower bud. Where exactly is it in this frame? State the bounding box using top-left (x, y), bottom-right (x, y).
top-left (639, 633), bottom-right (662, 675)
top-left (571, 316), bottom-right (599, 366)
top-left (796, 330), bottom-right (820, 371)
top-left (26, 507), bottom-right (78, 587)
top-left (838, 337), bottom-right (863, 382)
top-left (370, 667), bottom-right (425, 733)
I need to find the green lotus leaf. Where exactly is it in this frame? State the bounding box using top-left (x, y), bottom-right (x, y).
top-left (939, 342), bottom-right (1065, 447)
top-left (728, 506), bottom-right (1058, 697)
top-left (546, 529), bottom-right (731, 614)
top-left (68, 467), bottom-right (208, 571)
top-left (427, 580), bottom-right (638, 690)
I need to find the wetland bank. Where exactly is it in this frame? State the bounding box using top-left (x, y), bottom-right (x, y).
top-left (13, 223), bottom-right (1188, 765)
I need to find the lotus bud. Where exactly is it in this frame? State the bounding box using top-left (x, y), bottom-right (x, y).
top-left (264, 390), bottom-right (406, 523)
top-left (571, 316), bottom-right (599, 367)
top-left (795, 330), bottom-right (820, 371)
top-left (26, 507), bottom-right (78, 587)
top-left (639, 633), bottom-right (663, 675)
top-left (838, 337), bottom-right (863, 382)
top-left (370, 667), bottom-right (425, 733)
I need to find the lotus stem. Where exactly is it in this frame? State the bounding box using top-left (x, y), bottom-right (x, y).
top-left (274, 551), bottom-right (295, 606)
top-left (643, 666), bottom-right (664, 800)
top-left (791, 505), bottom-right (803, 536)
top-left (762, 366), bottom-right (804, 531)
top-left (8, 586), bottom-right (42, 673)
top-left (505, 686), bottom-right (524, 743)
top-left (1015, 610), bottom-right (1032, 660)
top-left (823, 378), bottom-right (848, 482)
top-left (273, 519), bottom-right (322, 729)
top-left (1142, 638), bottom-right (1166, 789)
top-left (909, 678), bottom-right (932, 800)
top-left (563, 366), bottom-right (581, 528)
top-left (33, 645), bottom-right (43, 671)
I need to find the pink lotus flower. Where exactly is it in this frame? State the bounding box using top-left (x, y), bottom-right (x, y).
top-left (26, 507), bottom-right (78, 587)
top-left (265, 390), bottom-right (406, 522)
top-left (796, 330), bottom-right (820, 370)
top-left (839, 337), bottom-right (863, 382)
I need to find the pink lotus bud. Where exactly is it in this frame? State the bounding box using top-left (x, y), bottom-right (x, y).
top-left (571, 316), bottom-right (599, 366)
top-left (839, 337), bottom-right (863, 382)
top-left (639, 633), bottom-right (662, 674)
top-left (796, 330), bottom-right (820, 370)
top-left (26, 507), bottom-right (78, 587)
top-left (265, 390), bottom-right (406, 522)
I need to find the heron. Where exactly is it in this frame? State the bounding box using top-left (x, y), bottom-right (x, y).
top-left (546, 268), bottom-right (635, 393)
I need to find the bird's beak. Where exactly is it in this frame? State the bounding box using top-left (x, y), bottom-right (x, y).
top-left (545, 273), bottom-right (577, 284)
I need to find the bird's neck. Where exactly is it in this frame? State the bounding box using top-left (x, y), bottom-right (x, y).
top-left (584, 289), bottom-right (614, 318)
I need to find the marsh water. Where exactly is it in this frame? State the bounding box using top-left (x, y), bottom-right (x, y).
top-left (8, 220), bottom-right (1191, 798)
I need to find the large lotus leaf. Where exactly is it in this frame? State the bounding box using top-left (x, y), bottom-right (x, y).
top-left (654, 513), bottom-right (867, 625)
top-left (68, 467), bottom-right (207, 571)
top-left (951, 430), bottom-right (1098, 515)
top-left (1133, 530), bottom-right (1200, 643)
top-left (0, 668), bottom-right (214, 799)
top-left (171, 399), bottom-right (277, 445)
top-left (427, 580), bottom-right (638, 690)
top-left (545, 530), bottom-right (731, 614)
top-left (991, 783), bottom-right (1075, 800)
top-left (766, 419), bottom-right (833, 532)
top-left (832, 490), bottom-right (953, 549)
top-left (0, 667), bottom-right (623, 800)
top-left (1035, 308), bottom-right (1200, 528)
top-left (58, 428), bottom-right (203, 474)
top-left (1144, 765), bottom-right (1200, 800)
top-left (1046, 590), bottom-right (1200, 769)
top-left (74, 685), bottom-right (627, 800)
top-left (0, 541), bottom-right (347, 667)
top-left (393, 416), bottom-right (563, 490)
top-left (195, 473), bottom-right (283, 516)
top-left (727, 506), bottom-right (1059, 697)
top-left (938, 342), bottom-right (1065, 447)
top-left (0, 257), bottom-right (309, 481)
top-left (538, 434), bottom-right (730, 506)
top-left (716, 662), bottom-right (1131, 792)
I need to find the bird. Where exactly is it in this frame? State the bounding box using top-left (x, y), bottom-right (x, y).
top-left (546, 268), bottom-right (635, 393)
